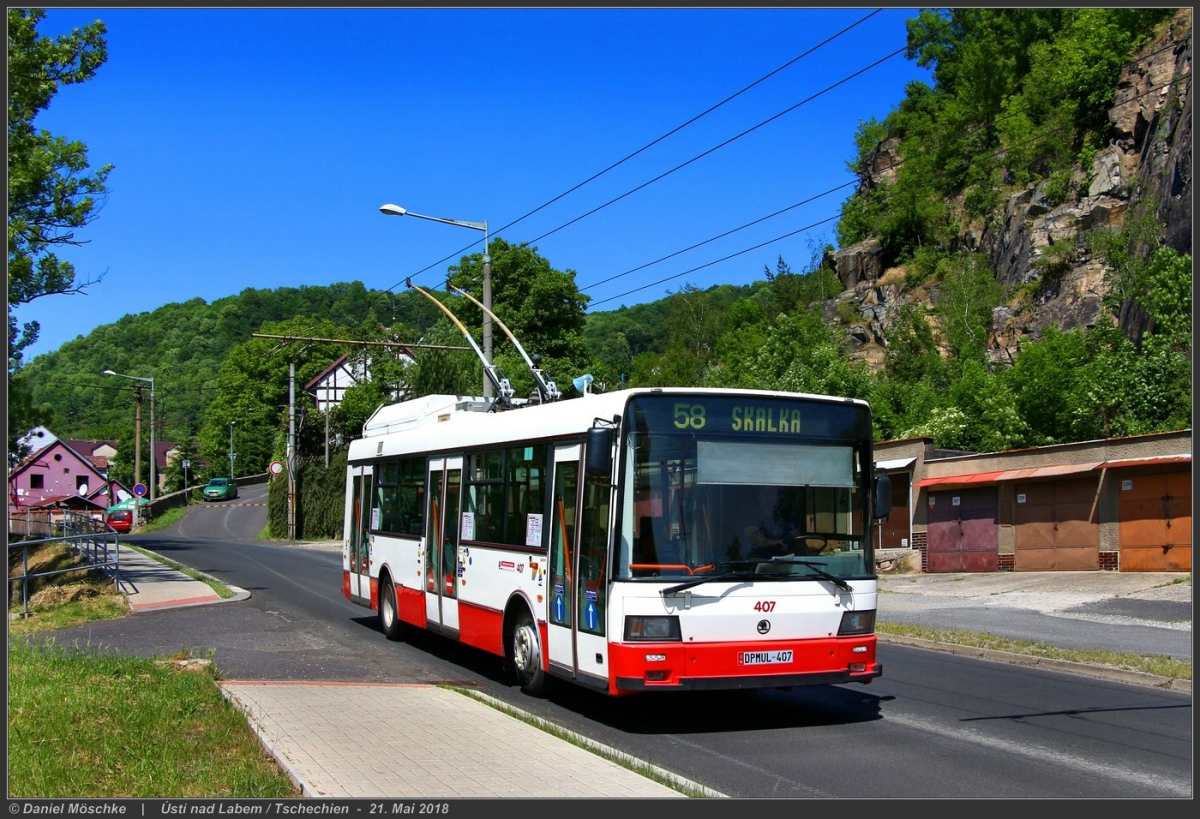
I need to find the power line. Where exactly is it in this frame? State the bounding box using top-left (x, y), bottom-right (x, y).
top-left (386, 9), bottom-right (889, 291)
top-left (586, 69), bottom-right (1191, 309)
top-left (578, 180), bottom-right (856, 292)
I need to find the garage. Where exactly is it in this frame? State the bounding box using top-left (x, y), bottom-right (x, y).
top-left (1116, 467), bottom-right (1191, 572)
top-left (1013, 476), bottom-right (1101, 571)
top-left (926, 486), bottom-right (998, 573)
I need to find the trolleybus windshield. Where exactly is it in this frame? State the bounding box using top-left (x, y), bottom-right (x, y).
top-left (617, 394), bottom-right (873, 582)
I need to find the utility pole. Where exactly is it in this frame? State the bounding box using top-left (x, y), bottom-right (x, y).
top-left (287, 361), bottom-right (297, 541)
top-left (132, 386), bottom-right (143, 528)
top-left (132, 386), bottom-right (143, 492)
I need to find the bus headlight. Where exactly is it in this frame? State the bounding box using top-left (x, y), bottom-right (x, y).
top-left (837, 610), bottom-right (876, 636)
top-left (624, 615), bottom-right (681, 641)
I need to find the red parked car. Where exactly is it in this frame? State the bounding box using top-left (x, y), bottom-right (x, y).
top-left (106, 509), bottom-right (133, 533)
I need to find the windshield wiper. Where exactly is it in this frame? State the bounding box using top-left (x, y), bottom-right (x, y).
top-left (661, 571), bottom-right (757, 596)
top-left (765, 557), bottom-right (853, 591)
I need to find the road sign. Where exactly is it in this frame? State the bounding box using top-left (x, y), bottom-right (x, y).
top-left (133, 483), bottom-right (148, 497)
top-left (270, 460), bottom-right (284, 476)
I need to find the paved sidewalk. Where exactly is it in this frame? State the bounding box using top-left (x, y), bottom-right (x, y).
top-left (219, 682), bottom-right (692, 798)
top-left (115, 545), bottom-right (240, 611)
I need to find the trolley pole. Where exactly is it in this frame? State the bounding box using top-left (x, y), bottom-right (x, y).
top-left (287, 361), bottom-right (297, 541)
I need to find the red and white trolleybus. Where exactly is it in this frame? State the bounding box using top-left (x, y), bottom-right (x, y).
top-left (343, 387), bottom-right (891, 697)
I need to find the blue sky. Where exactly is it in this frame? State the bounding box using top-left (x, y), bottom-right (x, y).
top-left (20, 6), bottom-right (930, 362)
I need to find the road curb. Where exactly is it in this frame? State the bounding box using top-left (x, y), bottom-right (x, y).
top-left (878, 633), bottom-right (1191, 693)
top-left (219, 684), bottom-right (319, 798)
top-left (458, 688), bottom-right (728, 798)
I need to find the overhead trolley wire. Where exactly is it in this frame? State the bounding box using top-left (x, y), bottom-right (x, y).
top-left (585, 69), bottom-right (1190, 309)
top-left (579, 179), bottom-right (858, 292)
top-left (521, 46), bottom-right (905, 248)
top-left (386, 9), bottom-right (887, 292)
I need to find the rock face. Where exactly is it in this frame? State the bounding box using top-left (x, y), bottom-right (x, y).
top-left (822, 13), bottom-right (1192, 372)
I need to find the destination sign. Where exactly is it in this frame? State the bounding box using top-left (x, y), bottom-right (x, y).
top-left (628, 394), bottom-right (869, 440)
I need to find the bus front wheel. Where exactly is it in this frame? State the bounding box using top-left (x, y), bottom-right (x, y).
top-left (380, 577), bottom-right (404, 642)
top-left (509, 609), bottom-right (553, 697)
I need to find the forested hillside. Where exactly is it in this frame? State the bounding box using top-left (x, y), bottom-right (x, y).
top-left (14, 8), bottom-right (1191, 487)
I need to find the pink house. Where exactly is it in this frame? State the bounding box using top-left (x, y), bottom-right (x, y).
top-left (8, 438), bottom-right (130, 516)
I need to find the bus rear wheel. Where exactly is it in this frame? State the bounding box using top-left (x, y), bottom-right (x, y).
top-left (509, 609), bottom-right (553, 697)
top-left (380, 577), bottom-right (404, 642)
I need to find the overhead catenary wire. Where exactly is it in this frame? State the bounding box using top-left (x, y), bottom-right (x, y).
top-left (585, 69), bottom-right (1191, 308)
top-left (388, 18), bottom-right (1188, 315)
top-left (389, 41), bottom-right (906, 298)
top-left (386, 9), bottom-right (889, 292)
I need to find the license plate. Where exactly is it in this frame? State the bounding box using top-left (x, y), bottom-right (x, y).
top-left (739, 650), bottom-right (793, 666)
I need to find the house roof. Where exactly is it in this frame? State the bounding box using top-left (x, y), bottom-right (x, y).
top-left (305, 354), bottom-right (353, 392)
top-left (28, 494), bottom-right (107, 511)
top-left (63, 438), bottom-right (118, 456)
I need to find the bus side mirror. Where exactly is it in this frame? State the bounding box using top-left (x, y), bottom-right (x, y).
top-left (585, 427), bottom-right (613, 479)
top-left (872, 474), bottom-right (892, 521)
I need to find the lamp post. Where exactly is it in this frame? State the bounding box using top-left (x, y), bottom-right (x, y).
top-left (379, 203), bottom-right (492, 398)
top-left (104, 370), bottom-right (156, 502)
top-left (229, 420), bottom-right (236, 480)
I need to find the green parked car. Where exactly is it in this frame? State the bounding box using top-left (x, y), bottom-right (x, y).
top-left (203, 477), bottom-right (239, 501)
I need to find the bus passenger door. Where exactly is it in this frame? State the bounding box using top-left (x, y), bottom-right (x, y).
top-left (547, 447), bottom-right (580, 675)
top-left (347, 466), bottom-right (373, 604)
top-left (548, 445), bottom-right (611, 687)
top-left (425, 457), bottom-right (462, 636)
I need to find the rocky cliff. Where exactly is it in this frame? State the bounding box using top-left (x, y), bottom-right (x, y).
top-left (823, 11), bottom-right (1192, 372)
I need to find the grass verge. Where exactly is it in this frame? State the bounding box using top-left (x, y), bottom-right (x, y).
top-left (7, 638), bottom-right (299, 798)
top-left (8, 541), bottom-right (129, 637)
top-left (876, 621), bottom-right (1191, 680)
top-left (136, 505), bottom-right (189, 533)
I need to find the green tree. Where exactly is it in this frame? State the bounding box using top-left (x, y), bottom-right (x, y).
top-left (331, 379), bottom-right (387, 444)
top-left (1003, 325), bottom-right (1089, 444)
top-left (199, 316), bottom-right (368, 479)
top-left (933, 252), bottom-right (1004, 364)
top-left (403, 317), bottom-right (479, 398)
top-left (445, 237), bottom-right (591, 396)
top-left (7, 8), bottom-right (111, 461)
top-left (160, 439), bottom-right (201, 494)
top-left (1140, 246), bottom-right (1192, 352)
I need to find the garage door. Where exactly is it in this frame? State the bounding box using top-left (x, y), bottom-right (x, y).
top-left (927, 487), bottom-right (998, 573)
top-left (1118, 471), bottom-right (1192, 572)
top-left (1013, 477), bottom-right (1100, 571)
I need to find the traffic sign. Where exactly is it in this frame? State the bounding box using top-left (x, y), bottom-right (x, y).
top-left (270, 460), bottom-right (284, 476)
top-left (133, 483), bottom-right (148, 497)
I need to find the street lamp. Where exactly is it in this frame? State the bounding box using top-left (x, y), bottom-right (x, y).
top-left (103, 370), bottom-right (156, 502)
top-left (229, 420), bottom-right (236, 480)
top-left (379, 203), bottom-right (493, 398)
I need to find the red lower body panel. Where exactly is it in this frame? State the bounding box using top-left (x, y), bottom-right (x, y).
top-left (608, 635), bottom-right (880, 693)
top-left (398, 585), bottom-right (427, 629)
top-left (457, 602), bottom-right (505, 657)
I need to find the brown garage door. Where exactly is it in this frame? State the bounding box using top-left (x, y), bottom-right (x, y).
top-left (1013, 477), bottom-right (1100, 571)
top-left (927, 487), bottom-right (998, 573)
top-left (1118, 471), bottom-right (1192, 571)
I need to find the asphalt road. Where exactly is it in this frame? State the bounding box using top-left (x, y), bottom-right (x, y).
top-left (879, 591), bottom-right (1192, 661)
top-left (30, 486), bottom-right (1193, 799)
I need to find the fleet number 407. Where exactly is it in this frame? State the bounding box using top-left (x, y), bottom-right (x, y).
top-left (753, 600), bottom-right (776, 612)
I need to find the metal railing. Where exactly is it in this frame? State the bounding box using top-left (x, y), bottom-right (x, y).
top-left (7, 510), bottom-right (121, 618)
